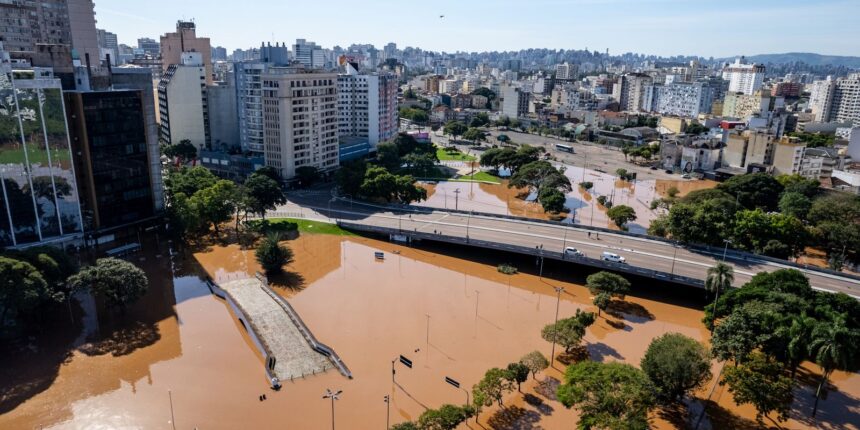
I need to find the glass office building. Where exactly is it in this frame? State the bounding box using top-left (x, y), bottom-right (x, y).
top-left (0, 67), bottom-right (84, 248)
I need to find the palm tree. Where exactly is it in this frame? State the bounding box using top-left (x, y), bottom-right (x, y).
top-left (807, 315), bottom-right (860, 417)
top-left (705, 262), bottom-right (734, 330)
top-left (786, 313), bottom-right (816, 380)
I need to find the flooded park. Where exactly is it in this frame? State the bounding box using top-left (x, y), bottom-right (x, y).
top-left (1, 229), bottom-right (858, 429)
top-left (416, 164), bottom-right (718, 234)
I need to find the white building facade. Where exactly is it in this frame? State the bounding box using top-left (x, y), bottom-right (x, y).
top-left (337, 64), bottom-right (398, 149)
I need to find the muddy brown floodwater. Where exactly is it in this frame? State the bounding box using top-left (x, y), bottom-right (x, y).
top-left (416, 166), bottom-right (718, 234)
top-left (1, 233), bottom-right (858, 429)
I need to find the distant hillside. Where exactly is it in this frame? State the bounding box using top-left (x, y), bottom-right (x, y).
top-left (723, 53), bottom-right (860, 68)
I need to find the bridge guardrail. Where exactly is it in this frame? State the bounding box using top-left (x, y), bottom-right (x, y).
top-left (337, 198), bottom-right (860, 284)
top-left (256, 272), bottom-right (353, 379)
top-left (337, 221), bottom-right (705, 288)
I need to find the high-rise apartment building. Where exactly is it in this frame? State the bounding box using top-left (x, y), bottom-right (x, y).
top-left (808, 78), bottom-right (836, 122)
top-left (207, 77), bottom-right (239, 148)
top-left (67, 0), bottom-right (99, 65)
top-left (0, 61), bottom-right (84, 248)
top-left (0, 0), bottom-right (99, 65)
top-left (293, 39), bottom-right (325, 69)
top-left (808, 74), bottom-right (860, 125)
top-left (501, 85), bottom-right (530, 119)
top-left (65, 90), bottom-right (157, 231)
top-left (158, 52), bottom-right (209, 149)
top-left (337, 63), bottom-right (398, 149)
top-left (261, 69), bottom-right (339, 180)
top-left (555, 62), bottom-right (578, 81)
top-left (831, 74), bottom-right (860, 125)
top-left (613, 73), bottom-right (653, 112)
top-left (645, 82), bottom-right (714, 118)
top-left (236, 43), bottom-right (291, 155)
top-left (160, 21), bottom-right (213, 84)
top-left (722, 57), bottom-right (765, 96)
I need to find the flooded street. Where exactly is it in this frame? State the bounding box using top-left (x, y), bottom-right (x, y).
top-left (417, 166), bottom-right (717, 233)
top-left (1, 233), bottom-right (857, 429)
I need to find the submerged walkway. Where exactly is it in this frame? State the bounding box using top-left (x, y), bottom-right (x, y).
top-left (215, 277), bottom-right (348, 382)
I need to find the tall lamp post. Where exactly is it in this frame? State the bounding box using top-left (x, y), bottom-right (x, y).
top-left (549, 286), bottom-right (565, 368)
top-left (722, 239), bottom-right (732, 261)
top-left (323, 389), bottom-right (342, 430)
top-left (383, 395), bottom-right (390, 430)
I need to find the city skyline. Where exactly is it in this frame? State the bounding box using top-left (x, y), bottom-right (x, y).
top-left (94, 0), bottom-right (860, 58)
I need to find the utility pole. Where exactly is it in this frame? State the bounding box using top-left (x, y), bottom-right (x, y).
top-left (550, 287), bottom-right (564, 368)
top-left (454, 188), bottom-right (461, 211)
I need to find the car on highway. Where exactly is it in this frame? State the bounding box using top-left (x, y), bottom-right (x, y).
top-left (601, 251), bottom-right (626, 263)
top-left (564, 247), bottom-right (584, 258)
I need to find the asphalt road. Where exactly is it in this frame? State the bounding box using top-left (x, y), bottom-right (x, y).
top-left (277, 195), bottom-right (860, 298)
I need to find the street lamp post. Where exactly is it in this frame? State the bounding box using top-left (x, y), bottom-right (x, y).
top-left (562, 227), bottom-right (569, 258)
top-left (722, 239), bottom-right (732, 261)
top-left (466, 212), bottom-right (471, 242)
top-left (454, 188), bottom-right (461, 211)
top-left (323, 389), bottom-right (342, 430)
top-left (670, 243), bottom-right (678, 278)
top-left (550, 286), bottom-right (564, 367)
top-left (384, 395), bottom-right (390, 430)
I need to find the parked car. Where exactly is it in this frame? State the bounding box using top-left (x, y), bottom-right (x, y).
top-left (601, 252), bottom-right (626, 263)
top-left (564, 247), bottom-right (584, 258)
top-left (682, 174), bottom-right (691, 179)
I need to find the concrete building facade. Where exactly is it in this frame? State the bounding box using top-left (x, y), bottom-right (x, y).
top-left (261, 69), bottom-right (339, 180)
top-left (722, 57), bottom-right (765, 96)
top-left (160, 21), bottom-right (213, 85)
top-left (337, 64), bottom-right (398, 149)
top-left (158, 52), bottom-right (209, 149)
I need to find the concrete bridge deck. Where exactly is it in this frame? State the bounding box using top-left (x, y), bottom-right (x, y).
top-left (213, 278), bottom-right (350, 382)
top-left (268, 196), bottom-right (860, 298)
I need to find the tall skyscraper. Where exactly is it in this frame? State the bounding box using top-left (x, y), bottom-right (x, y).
top-left (0, 58), bottom-right (84, 248)
top-left (337, 62), bottom-right (398, 149)
top-left (160, 21), bottom-right (213, 85)
top-left (261, 68), bottom-right (339, 179)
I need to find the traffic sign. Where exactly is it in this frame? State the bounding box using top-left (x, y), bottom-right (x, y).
top-left (399, 355), bottom-right (413, 368)
top-left (444, 376), bottom-right (460, 389)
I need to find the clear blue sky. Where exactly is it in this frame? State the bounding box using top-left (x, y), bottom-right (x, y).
top-left (95, 0), bottom-right (860, 58)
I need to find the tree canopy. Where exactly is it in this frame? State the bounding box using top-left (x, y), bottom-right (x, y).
top-left (586, 271), bottom-right (631, 299)
top-left (557, 361), bottom-right (656, 430)
top-left (641, 333), bottom-right (712, 401)
top-left (68, 258), bottom-right (148, 312)
top-left (541, 309), bottom-right (596, 353)
top-left (606, 205), bottom-right (637, 229)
